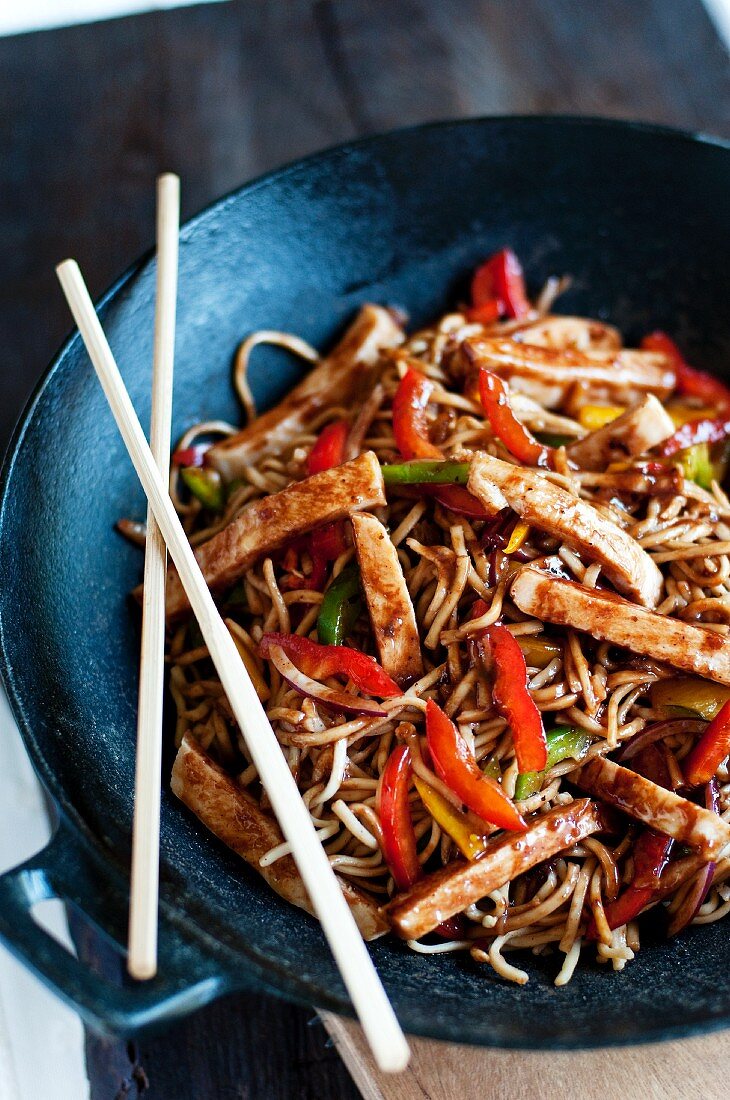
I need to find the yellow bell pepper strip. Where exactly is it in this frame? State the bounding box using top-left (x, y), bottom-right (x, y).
top-left (667, 404), bottom-right (720, 427)
top-left (425, 699), bottom-right (526, 832)
top-left (514, 725), bottom-right (591, 800)
top-left (180, 466), bottom-right (225, 511)
top-left (578, 404), bottom-right (625, 430)
top-left (504, 521), bottom-right (530, 555)
top-left (517, 635), bottom-right (562, 669)
top-left (651, 678), bottom-right (730, 721)
top-left (413, 776), bottom-right (490, 860)
top-left (683, 699), bottom-right (730, 787)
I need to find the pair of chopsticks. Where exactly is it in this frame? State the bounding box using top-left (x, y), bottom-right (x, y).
top-left (55, 177), bottom-right (410, 1073)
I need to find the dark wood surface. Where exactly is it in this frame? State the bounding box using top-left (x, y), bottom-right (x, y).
top-left (2, 1), bottom-right (728, 1096)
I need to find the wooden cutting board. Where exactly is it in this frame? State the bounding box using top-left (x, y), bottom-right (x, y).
top-left (321, 1012), bottom-right (730, 1100)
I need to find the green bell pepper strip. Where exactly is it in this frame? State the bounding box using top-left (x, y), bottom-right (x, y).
top-left (535, 432), bottom-right (573, 448)
top-left (514, 726), bottom-right (591, 800)
top-left (381, 461), bottom-right (470, 486)
top-left (317, 563), bottom-right (363, 646)
top-left (677, 442), bottom-right (715, 490)
top-left (181, 466), bottom-right (225, 511)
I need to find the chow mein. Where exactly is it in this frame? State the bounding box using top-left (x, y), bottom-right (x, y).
top-left (123, 248), bottom-right (730, 986)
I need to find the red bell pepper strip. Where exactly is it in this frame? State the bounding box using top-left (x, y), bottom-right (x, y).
top-left (378, 747), bottom-right (470, 939)
top-left (486, 625), bottom-right (548, 772)
top-left (478, 368), bottom-right (553, 469)
top-left (425, 699), bottom-right (526, 832)
top-left (683, 698), bottom-right (730, 787)
top-left (291, 420), bottom-right (350, 589)
top-left (641, 331), bottom-right (730, 412)
top-left (306, 419), bottom-right (349, 475)
top-left (470, 248), bottom-right (531, 320)
top-left (660, 416), bottom-right (730, 456)
top-left (172, 443), bottom-right (209, 467)
top-left (466, 299), bottom-right (502, 326)
top-left (586, 828), bottom-right (674, 939)
top-left (392, 368), bottom-right (444, 460)
top-left (378, 744), bottom-right (421, 891)
top-left (431, 484), bottom-right (490, 517)
top-left (259, 633), bottom-right (401, 698)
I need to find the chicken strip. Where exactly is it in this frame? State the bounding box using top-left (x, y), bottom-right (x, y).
top-left (351, 512), bottom-right (423, 686)
top-left (511, 315), bottom-right (622, 352)
top-left (387, 799), bottom-right (605, 940)
top-left (566, 395), bottom-right (675, 471)
top-left (462, 336), bottom-right (676, 410)
top-left (468, 454), bottom-right (663, 608)
top-left (575, 757), bottom-right (730, 860)
top-left (510, 563), bottom-right (730, 686)
top-left (208, 305), bottom-right (404, 480)
top-left (171, 734), bottom-right (389, 941)
top-left (159, 451), bottom-right (386, 619)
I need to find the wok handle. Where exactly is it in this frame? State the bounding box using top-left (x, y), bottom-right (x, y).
top-left (0, 816), bottom-right (239, 1034)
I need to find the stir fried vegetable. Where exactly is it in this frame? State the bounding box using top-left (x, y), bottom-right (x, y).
top-left (651, 679), bottom-right (730, 721)
top-left (381, 460), bottom-right (470, 485)
top-left (514, 726), bottom-right (591, 800)
top-left (392, 367), bottom-right (443, 459)
top-left (478, 368), bottom-right (553, 468)
top-left (181, 466), bottom-right (225, 511)
top-left (486, 625), bottom-right (547, 772)
top-left (317, 563), bottom-right (362, 646)
top-left (642, 331), bottom-right (730, 411)
top-left (306, 418), bottom-right (348, 474)
top-left (414, 777), bottom-right (490, 860)
top-left (683, 699), bottom-right (730, 787)
top-left (378, 745), bottom-right (421, 890)
top-left (259, 633), bottom-right (401, 698)
top-left (469, 247), bottom-right (531, 321)
top-left (425, 699), bottom-right (526, 832)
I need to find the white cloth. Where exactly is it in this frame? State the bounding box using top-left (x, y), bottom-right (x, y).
top-left (0, 0), bottom-right (226, 37)
top-left (0, 689), bottom-right (88, 1100)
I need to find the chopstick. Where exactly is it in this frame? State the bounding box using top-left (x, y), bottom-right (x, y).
top-left (55, 259), bottom-right (411, 1074)
top-left (127, 173), bottom-right (180, 980)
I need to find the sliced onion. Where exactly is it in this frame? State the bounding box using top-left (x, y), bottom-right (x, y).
top-left (268, 644), bottom-right (388, 717)
top-left (618, 719), bottom-right (707, 762)
top-left (666, 779), bottom-right (718, 937)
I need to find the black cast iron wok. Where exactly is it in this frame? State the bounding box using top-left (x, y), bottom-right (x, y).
top-left (1, 117), bottom-right (730, 1049)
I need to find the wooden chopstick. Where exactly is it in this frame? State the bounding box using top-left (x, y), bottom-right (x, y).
top-left (127, 173), bottom-right (180, 980)
top-left (55, 259), bottom-right (410, 1074)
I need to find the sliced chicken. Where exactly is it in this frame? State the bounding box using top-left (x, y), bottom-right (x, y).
top-left (511, 315), bottom-right (623, 353)
top-left (351, 513), bottom-right (424, 686)
top-left (462, 336), bottom-right (676, 410)
top-left (511, 563), bottom-right (730, 685)
top-left (468, 454), bottom-right (663, 608)
top-left (387, 799), bottom-right (605, 940)
top-left (160, 452), bottom-right (386, 619)
top-left (208, 305), bottom-right (404, 480)
top-left (566, 395), bottom-right (675, 471)
top-left (575, 756), bottom-right (730, 859)
top-left (171, 733), bottom-right (389, 941)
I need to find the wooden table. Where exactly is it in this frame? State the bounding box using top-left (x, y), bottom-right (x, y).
top-left (2, 2), bottom-right (729, 1096)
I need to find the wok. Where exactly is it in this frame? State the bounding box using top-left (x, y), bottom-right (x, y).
top-left (1, 117), bottom-right (730, 1049)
